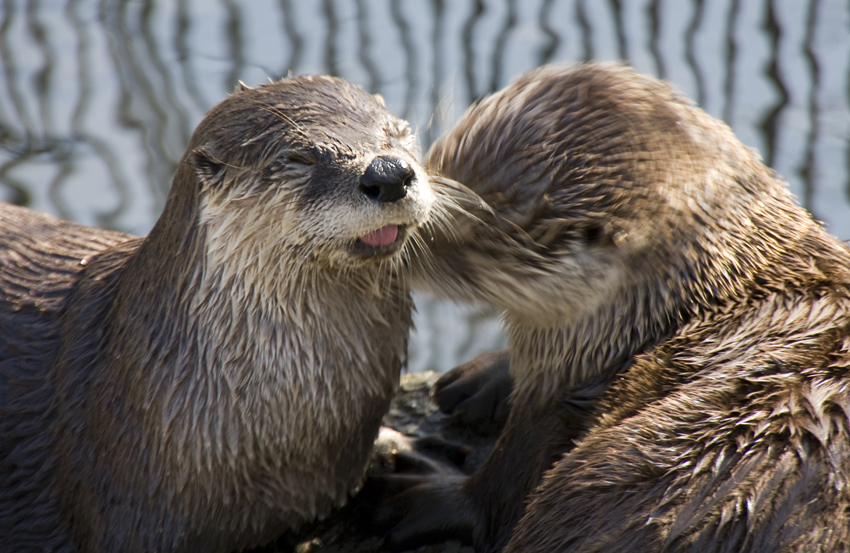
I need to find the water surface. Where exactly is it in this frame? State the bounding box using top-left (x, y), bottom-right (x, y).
top-left (2, 0), bottom-right (849, 372)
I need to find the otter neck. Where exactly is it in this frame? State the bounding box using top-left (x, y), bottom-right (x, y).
top-left (120, 239), bottom-right (404, 389)
top-left (505, 282), bottom-right (690, 404)
top-left (506, 195), bottom-right (823, 404)
top-left (113, 170), bottom-right (407, 432)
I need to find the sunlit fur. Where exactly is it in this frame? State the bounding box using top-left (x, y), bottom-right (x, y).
top-left (417, 63), bottom-right (850, 551)
top-left (0, 76), bottom-right (439, 553)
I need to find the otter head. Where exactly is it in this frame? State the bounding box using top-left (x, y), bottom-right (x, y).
top-left (164, 76), bottom-right (433, 284)
top-left (423, 63), bottom-right (805, 335)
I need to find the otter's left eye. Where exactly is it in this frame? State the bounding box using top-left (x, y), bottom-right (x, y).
top-left (285, 150), bottom-right (318, 166)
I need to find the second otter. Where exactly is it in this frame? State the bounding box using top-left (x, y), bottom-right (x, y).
top-left (387, 64), bottom-right (850, 552)
top-left (0, 76), bottom-right (439, 552)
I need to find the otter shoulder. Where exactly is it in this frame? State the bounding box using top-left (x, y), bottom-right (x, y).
top-left (0, 203), bottom-right (132, 312)
top-left (0, 203), bottom-right (133, 361)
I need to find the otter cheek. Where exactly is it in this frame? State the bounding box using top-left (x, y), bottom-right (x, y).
top-left (359, 225), bottom-right (399, 247)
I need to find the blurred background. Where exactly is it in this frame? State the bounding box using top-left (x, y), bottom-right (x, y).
top-left (2, 0), bottom-right (849, 372)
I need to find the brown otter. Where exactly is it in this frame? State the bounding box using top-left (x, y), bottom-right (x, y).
top-left (381, 63), bottom-right (850, 552)
top-left (0, 75), bottom-right (443, 552)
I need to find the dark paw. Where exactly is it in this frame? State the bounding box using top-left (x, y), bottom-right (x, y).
top-left (433, 349), bottom-right (512, 431)
top-left (359, 429), bottom-right (479, 550)
top-left (372, 427), bottom-right (470, 475)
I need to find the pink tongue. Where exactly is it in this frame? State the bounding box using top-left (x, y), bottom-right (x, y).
top-left (360, 225), bottom-right (399, 247)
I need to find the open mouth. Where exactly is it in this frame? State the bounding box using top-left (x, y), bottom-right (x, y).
top-left (352, 224), bottom-right (406, 257)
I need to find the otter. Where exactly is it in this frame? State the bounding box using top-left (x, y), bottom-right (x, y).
top-left (381, 63), bottom-right (850, 552)
top-left (0, 75), bottom-right (442, 553)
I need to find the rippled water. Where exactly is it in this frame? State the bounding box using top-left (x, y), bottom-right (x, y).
top-left (2, 0), bottom-right (849, 372)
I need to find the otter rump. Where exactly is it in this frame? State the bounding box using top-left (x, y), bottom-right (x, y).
top-left (0, 76), bottom-right (439, 553)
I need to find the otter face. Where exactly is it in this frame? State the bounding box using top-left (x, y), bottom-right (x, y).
top-left (422, 63), bottom-right (767, 328)
top-left (292, 137), bottom-right (434, 266)
top-left (184, 76), bottom-right (433, 273)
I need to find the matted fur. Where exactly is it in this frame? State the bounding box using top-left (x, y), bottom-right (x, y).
top-left (0, 76), bottom-right (443, 552)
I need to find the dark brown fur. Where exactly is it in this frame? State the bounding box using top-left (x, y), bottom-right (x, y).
top-left (389, 63), bottom-right (850, 552)
top-left (0, 76), bottom-right (439, 552)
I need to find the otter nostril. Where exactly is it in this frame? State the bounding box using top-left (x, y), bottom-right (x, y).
top-left (359, 156), bottom-right (414, 203)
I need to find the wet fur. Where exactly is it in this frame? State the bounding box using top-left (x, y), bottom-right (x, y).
top-left (0, 76), bottom-right (440, 552)
top-left (409, 63), bottom-right (850, 551)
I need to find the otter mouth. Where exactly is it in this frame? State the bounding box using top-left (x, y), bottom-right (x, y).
top-left (352, 224), bottom-right (407, 258)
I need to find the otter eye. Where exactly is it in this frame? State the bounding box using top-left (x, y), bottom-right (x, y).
top-left (285, 150), bottom-right (317, 166)
top-left (584, 225), bottom-right (603, 243)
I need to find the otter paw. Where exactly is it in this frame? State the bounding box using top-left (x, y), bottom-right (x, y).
top-left (369, 474), bottom-right (478, 551)
top-left (372, 427), bottom-right (471, 475)
top-left (433, 349), bottom-right (512, 430)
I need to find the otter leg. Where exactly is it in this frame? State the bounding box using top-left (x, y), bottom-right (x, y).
top-left (380, 379), bottom-right (605, 552)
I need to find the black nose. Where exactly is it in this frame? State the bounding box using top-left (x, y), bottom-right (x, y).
top-left (359, 156), bottom-right (414, 203)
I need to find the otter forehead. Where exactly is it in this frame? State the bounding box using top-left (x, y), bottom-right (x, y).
top-left (189, 75), bottom-right (413, 172)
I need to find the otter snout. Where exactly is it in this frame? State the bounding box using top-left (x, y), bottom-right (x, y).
top-left (359, 156), bottom-right (414, 203)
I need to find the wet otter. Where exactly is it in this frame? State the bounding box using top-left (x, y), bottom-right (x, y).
top-left (384, 63), bottom-right (850, 552)
top-left (0, 76), bottom-right (439, 552)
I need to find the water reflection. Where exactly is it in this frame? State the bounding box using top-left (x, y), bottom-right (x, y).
top-left (2, 0), bottom-right (849, 372)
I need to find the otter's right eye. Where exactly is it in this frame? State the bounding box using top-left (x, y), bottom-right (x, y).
top-left (285, 150), bottom-right (318, 166)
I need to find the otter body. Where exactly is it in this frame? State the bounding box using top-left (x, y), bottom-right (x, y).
top-left (0, 76), bottom-right (436, 552)
top-left (390, 64), bottom-right (850, 552)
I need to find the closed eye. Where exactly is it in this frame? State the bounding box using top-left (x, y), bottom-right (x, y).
top-left (285, 149), bottom-right (318, 166)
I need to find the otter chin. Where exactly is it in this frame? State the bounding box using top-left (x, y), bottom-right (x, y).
top-left (0, 75), bottom-right (444, 553)
top-left (383, 63), bottom-right (850, 553)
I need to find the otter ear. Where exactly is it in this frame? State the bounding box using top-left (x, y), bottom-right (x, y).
top-left (373, 93), bottom-right (386, 107)
top-left (187, 146), bottom-right (225, 187)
